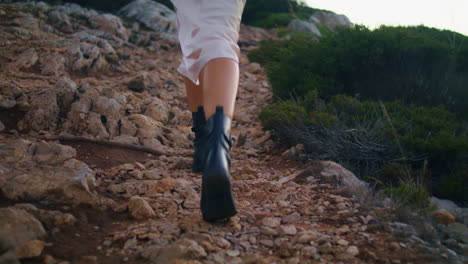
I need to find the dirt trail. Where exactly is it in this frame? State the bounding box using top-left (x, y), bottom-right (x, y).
top-left (0, 2), bottom-right (451, 264)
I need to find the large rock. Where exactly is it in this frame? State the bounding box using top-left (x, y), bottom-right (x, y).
top-left (288, 19), bottom-right (321, 36)
top-left (55, 76), bottom-right (78, 114)
top-left (310, 11), bottom-right (354, 31)
top-left (128, 113), bottom-right (165, 139)
top-left (18, 89), bottom-right (59, 131)
top-left (292, 160), bottom-right (366, 189)
top-left (0, 139), bottom-right (100, 206)
top-left (0, 208), bottom-right (46, 252)
top-left (430, 197), bottom-right (465, 218)
top-left (0, 82), bottom-right (23, 110)
top-left (65, 42), bottom-right (107, 72)
top-left (119, 0), bottom-right (178, 42)
top-left (88, 13), bottom-right (129, 40)
top-left (14, 204), bottom-right (77, 229)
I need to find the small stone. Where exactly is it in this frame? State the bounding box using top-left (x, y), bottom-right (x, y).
top-left (259, 239), bottom-right (274, 247)
top-left (336, 202), bottom-right (347, 210)
top-left (297, 234), bottom-right (314, 244)
top-left (278, 225), bottom-right (297, 236)
top-left (336, 239), bottom-right (349, 246)
top-left (260, 227), bottom-right (278, 236)
top-left (126, 72), bottom-right (152, 92)
top-left (148, 178), bottom-right (174, 194)
top-left (389, 242), bottom-right (400, 251)
top-left (301, 246), bottom-right (318, 257)
top-left (14, 240), bottom-right (45, 259)
top-left (262, 217), bottom-right (281, 228)
top-left (215, 237), bottom-right (231, 249)
top-left (282, 212), bottom-right (301, 224)
top-left (227, 249), bottom-right (240, 257)
top-left (346, 245), bottom-right (359, 256)
top-left (128, 196), bottom-right (155, 220)
top-left (0, 121), bottom-right (5, 132)
top-left (318, 241), bottom-right (333, 254)
top-left (42, 254), bottom-right (56, 264)
top-left (432, 209), bottom-right (456, 225)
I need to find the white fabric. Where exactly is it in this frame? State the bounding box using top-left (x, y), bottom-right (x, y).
top-left (171, 0), bottom-right (246, 84)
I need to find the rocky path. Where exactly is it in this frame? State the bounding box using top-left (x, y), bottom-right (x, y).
top-left (0, 2), bottom-right (462, 264)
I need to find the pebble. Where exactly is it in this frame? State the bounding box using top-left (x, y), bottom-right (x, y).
top-left (301, 246), bottom-right (318, 257)
top-left (278, 225), bottom-right (297, 236)
top-left (262, 217), bottom-right (281, 228)
top-left (227, 249), bottom-right (240, 257)
top-left (336, 239), bottom-right (349, 246)
top-left (260, 227), bottom-right (278, 236)
top-left (215, 237), bottom-right (231, 249)
top-left (318, 242), bottom-right (333, 254)
top-left (260, 239), bottom-right (274, 247)
top-left (282, 212), bottom-right (301, 224)
top-left (346, 246), bottom-right (359, 256)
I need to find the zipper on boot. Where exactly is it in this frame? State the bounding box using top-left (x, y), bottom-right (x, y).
top-left (191, 106), bottom-right (206, 173)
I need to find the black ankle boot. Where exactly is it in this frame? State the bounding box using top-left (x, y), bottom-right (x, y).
top-left (200, 106), bottom-right (237, 222)
top-left (191, 106), bottom-right (206, 173)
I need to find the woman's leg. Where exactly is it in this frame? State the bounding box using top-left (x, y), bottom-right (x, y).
top-left (200, 58), bottom-right (239, 119)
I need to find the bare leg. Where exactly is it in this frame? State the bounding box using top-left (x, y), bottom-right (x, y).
top-left (200, 58), bottom-right (239, 119)
top-left (184, 77), bottom-right (204, 112)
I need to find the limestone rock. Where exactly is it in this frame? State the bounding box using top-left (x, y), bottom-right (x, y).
top-left (128, 196), bottom-right (156, 220)
top-left (128, 113), bottom-right (165, 139)
top-left (0, 140), bottom-right (99, 206)
top-left (119, 0), bottom-right (177, 42)
top-left (430, 197), bottom-right (464, 218)
top-left (88, 13), bottom-right (129, 40)
top-left (65, 42), bottom-right (107, 72)
top-left (14, 240), bottom-right (45, 259)
top-left (10, 48), bottom-right (38, 70)
top-left (0, 82), bottom-right (23, 109)
top-left (55, 76), bottom-right (78, 114)
top-left (40, 53), bottom-right (65, 75)
top-left (18, 89), bottom-right (59, 131)
top-left (262, 217), bottom-right (281, 228)
top-left (288, 19), bottom-right (321, 36)
top-left (310, 11), bottom-right (354, 31)
top-left (432, 209), bottom-right (457, 225)
top-left (144, 97), bottom-right (169, 122)
top-left (318, 161), bottom-right (366, 189)
top-left (0, 208), bottom-right (46, 252)
top-left (14, 204), bottom-right (77, 229)
top-left (126, 72), bottom-right (153, 92)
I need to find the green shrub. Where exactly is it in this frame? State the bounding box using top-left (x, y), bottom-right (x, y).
top-left (385, 183), bottom-right (431, 210)
top-left (249, 25), bottom-right (468, 118)
top-left (242, 0), bottom-right (318, 28)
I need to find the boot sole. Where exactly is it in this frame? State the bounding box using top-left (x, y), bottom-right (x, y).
top-left (201, 168), bottom-right (237, 222)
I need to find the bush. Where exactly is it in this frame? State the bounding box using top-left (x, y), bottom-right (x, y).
top-left (249, 25), bottom-right (468, 118)
top-left (242, 0), bottom-right (318, 28)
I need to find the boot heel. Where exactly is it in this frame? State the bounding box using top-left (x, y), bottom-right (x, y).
top-left (201, 168), bottom-right (237, 221)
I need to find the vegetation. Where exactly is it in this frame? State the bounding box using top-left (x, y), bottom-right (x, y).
top-left (242, 0), bottom-right (319, 28)
top-left (251, 25), bottom-right (468, 205)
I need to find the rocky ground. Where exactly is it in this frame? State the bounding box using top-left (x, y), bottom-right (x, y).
top-left (0, 1), bottom-right (467, 264)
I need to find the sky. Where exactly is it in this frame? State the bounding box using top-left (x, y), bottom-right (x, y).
top-left (305, 0), bottom-right (468, 36)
